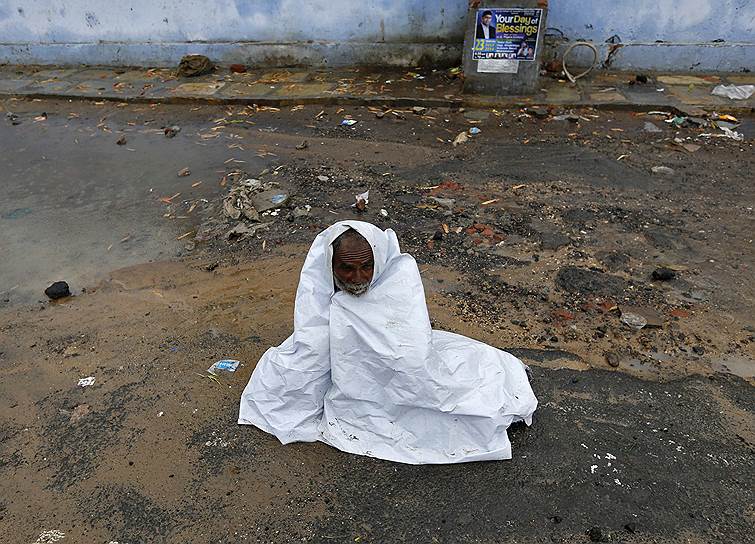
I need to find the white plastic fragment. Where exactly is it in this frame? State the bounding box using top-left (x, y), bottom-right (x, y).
top-left (711, 84), bottom-right (754, 100)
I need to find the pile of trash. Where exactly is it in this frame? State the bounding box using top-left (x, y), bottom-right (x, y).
top-left (219, 172), bottom-right (291, 239)
top-left (642, 110), bottom-right (746, 142)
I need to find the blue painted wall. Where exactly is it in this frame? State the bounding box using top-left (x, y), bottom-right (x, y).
top-left (0, 0), bottom-right (752, 71)
top-left (546, 0), bottom-right (754, 72)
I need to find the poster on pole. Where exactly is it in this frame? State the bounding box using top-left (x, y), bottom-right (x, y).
top-left (472, 8), bottom-right (543, 61)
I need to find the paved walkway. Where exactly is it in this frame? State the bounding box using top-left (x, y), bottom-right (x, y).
top-left (1, 64), bottom-right (753, 112)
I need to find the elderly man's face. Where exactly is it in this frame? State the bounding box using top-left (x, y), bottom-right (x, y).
top-left (333, 236), bottom-right (374, 296)
top-left (481, 14), bottom-right (492, 26)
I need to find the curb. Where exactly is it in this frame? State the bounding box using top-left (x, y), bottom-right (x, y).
top-left (2, 89), bottom-right (753, 115)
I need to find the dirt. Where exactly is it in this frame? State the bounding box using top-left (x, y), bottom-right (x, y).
top-left (0, 96), bottom-right (753, 543)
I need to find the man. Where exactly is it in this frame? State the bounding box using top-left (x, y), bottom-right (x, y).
top-left (476, 10), bottom-right (496, 40)
top-left (516, 41), bottom-right (529, 58)
top-left (239, 221), bottom-right (537, 464)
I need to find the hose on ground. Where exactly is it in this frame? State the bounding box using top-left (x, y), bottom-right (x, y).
top-left (562, 41), bottom-right (599, 83)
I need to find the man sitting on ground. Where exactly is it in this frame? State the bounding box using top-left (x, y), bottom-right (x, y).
top-left (239, 221), bottom-right (537, 464)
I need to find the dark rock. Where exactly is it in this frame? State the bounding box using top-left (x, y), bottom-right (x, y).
top-left (44, 281), bottom-right (70, 300)
top-left (555, 266), bottom-right (629, 297)
top-left (433, 231), bottom-right (444, 241)
top-left (624, 522), bottom-right (637, 533)
top-left (562, 208), bottom-right (596, 225)
top-left (540, 232), bottom-right (571, 251)
top-left (652, 267), bottom-right (676, 281)
top-left (692, 346), bottom-right (705, 355)
top-left (587, 526), bottom-right (608, 542)
top-left (601, 251), bottom-right (630, 272)
top-left (635, 74), bottom-right (649, 83)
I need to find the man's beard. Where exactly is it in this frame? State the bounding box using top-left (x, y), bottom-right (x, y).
top-left (334, 275), bottom-right (370, 296)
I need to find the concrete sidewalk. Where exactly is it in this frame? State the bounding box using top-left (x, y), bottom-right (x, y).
top-left (0, 64), bottom-right (753, 112)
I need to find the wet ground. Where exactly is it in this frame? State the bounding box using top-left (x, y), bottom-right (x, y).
top-left (0, 97), bottom-right (753, 543)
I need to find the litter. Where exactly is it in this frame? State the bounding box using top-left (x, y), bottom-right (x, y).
top-left (296, 140), bottom-right (309, 150)
top-left (352, 190), bottom-right (369, 211)
top-left (702, 127), bottom-right (745, 141)
top-left (176, 54), bottom-right (213, 77)
top-left (428, 196), bottom-right (455, 209)
top-left (292, 205), bottom-right (312, 218)
top-left (252, 190), bottom-right (290, 213)
top-left (226, 222), bottom-right (270, 240)
top-left (116, 136), bottom-right (127, 145)
top-left (711, 84), bottom-right (754, 100)
top-left (6, 111), bottom-right (21, 125)
top-left (412, 106), bottom-right (428, 115)
top-left (620, 312), bottom-right (647, 330)
top-left (33, 530), bottom-right (66, 544)
top-left (177, 167), bottom-right (191, 177)
top-left (77, 376), bottom-right (96, 387)
top-left (164, 125), bottom-right (181, 138)
top-left (340, 119), bottom-right (358, 126)
top-left (552, 114), bottom-right (580, 122)
top-left (651, 166), bottom-right (675, 176)
top-left (380, 208), bottom-right (389, 217)
top-left (719, 127), bottom-right (745, 141)
top-left (208, 359), bottom-right (240, 375)
top-left (452, 131), bottom-right (469, 146)
top-left (469, 127), bottom-right (482, 135)
top-left (643, 122), bottom-right (662, 133)
top-left (317, 175), bottom-right (330, 182)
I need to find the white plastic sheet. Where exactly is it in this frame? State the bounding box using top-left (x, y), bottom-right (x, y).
top-left (711, 84), bottom-right (755, 100)
top-left (238, 221), bottom-right (537, 464)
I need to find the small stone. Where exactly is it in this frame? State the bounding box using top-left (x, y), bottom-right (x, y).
top-left (433, 231), bottom-right (444, 241)
top-left (116, 135), bottom-right (127, 145)
top-left (526, 106), bottom-right (549, 119)
top-left (605, 351), bottom-right (620, 367)
top-left (692, 346), bottom-right (705, 355)
top-left (45, 281), bottom-right (70, 300)
top-left (549, 515), bottom-right (563, 524)
top-left (317, 175), bottom-right (330, 182)
top-left (295, 140), bottom-right (308, 150)
top-left (624, 523), bottom-right (637, 533)
top-left (652, 267), bottom-right (676, 281)
top-left (229, 63), bottom-right (247, 73)
top-left (177, 167), bottom-right (191, 177)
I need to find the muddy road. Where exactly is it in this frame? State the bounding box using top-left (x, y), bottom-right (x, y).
top-left (0, 96), bottom-right (753, 543)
